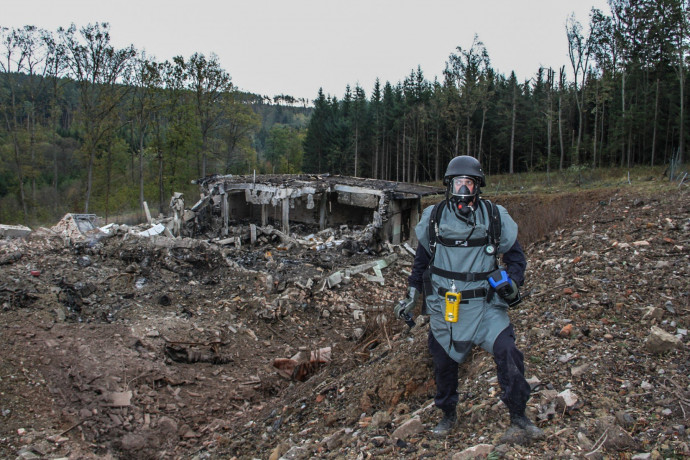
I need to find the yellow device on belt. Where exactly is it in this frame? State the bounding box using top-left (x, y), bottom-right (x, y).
top-left (444, 291), bottom-right (461, 322)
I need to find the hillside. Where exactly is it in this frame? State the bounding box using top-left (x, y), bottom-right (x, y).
top-left (0, 183), bottom-right (688, 459)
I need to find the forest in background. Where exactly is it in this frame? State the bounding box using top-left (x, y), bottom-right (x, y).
top-left (1, 0), bottom-right (689, 226)
top-left (303, 0), bottom-right (689, 183)
top-left (0, 23), bottom-right (310, 225)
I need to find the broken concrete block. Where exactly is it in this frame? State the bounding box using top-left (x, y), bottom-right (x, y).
top-left (451, 444), bottom-right (494, 460)
top-left (646, 325), bottom-right (681, 353)
top-left (143, 201), bottom-right (152, 224)
top-left (376, 253), bottom-right (398, 269)
top-left (571, 362), bottom-right (590, 377)
top-left (370, 411), bottom-right (392, 429)
top-left (0, 224), bottom-right (32, 238)
top-left (326, 271), bottom-right (343, 288)
top-left (364, 274), bottom-right (385, 284)
top-left (526, 375), bottom-right (541, 390)
top-left (555, 389), bottom-right (578, 411)
top-left (349, 261), bottom-right (377, 275)
top-left (391, 415), bottom-right (423, 441)
top-left (109, 390), bottom-right (132, 407)
top-left (182, 209), bottom-right (196, 222)
top-left (138, 223), bottom-right (166, 237)
top-left (642, 306), bottom-right (664, 321)
top-left (403, 242), bottom-right (416, 256)
top-left (51, 213), bottom-right (101, 240)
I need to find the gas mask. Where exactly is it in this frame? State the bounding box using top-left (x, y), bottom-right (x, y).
top-left (448, 176), bottom-right (478, 218)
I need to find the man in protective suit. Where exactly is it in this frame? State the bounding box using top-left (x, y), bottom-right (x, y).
top-left (394, 155), bottom-right (543, 440)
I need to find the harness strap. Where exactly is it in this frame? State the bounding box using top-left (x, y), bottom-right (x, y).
top-left (485, 200), bottom-right (501, 248)
top-left (428, 199), bottom-right (501, 255)
top-left (437, 287), bottom-right (488, 303)
top-left (429, 266), bottom-right (493, 282)
top-left (435, 234), bottom-right (489, 248)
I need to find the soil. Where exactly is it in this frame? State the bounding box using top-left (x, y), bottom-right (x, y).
top-left (0, 183), bottom-right (688, 459)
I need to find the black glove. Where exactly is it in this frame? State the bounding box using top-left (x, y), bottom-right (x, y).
top-left (394, 286), bottom-right (420, 319)
top-left (502, 279), bottom-right (519, 301)
top-left (488, 269), bottom-right (520, 303)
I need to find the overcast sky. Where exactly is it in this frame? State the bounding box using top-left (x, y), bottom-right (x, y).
top-left (4, 0), bottom-right (610, 102)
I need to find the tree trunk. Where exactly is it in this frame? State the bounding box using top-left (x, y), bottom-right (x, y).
top-left (85, 148), bottom-right (94, 213)
top-left (466, 114), bottom-right (471, 156)
top-left (509, 83), bottom-right (517, 174)
top-left (651, 78), bottom-right (659, 166)
top-left (158, 150), bottom-right (164, 215)
top-left (105, 143), bottom-right (112, 223)
top-left (374, 132), bottom-right (379, 179)
top-left (621, 71), bottom-right (626, 167)
top-left (678, 57), bottom-right (685, 165)
top-left (478, 108), bottom-right (487, 166)
top-left (593, 92), bottom-right (598, 168)
top-left (395, 135), bottom-right (399, 182)
top-left (558, 94), bottom-right (565, 171)
top-left (139, 133), bottom-right (145, 212)
top-left (547, 74), bottom-right (553, 174)
top-left (434, 120), bottom-right (440, 181)
top-left (354, 123), bottom-right (358, 177)
top-left (12, 141), bottom-right (28, 222)
top-left (396, 120), bottom-right (407, 182)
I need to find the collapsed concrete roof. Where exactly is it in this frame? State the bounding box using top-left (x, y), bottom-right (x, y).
top-left (192, 174), bottom-right (443, 245)
top-left (195, 174), bottom-right (444, 199)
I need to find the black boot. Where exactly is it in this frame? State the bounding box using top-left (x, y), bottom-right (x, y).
top-left (431, 410), bottom-right (457, 436)
top-left (509, 413), bottom-right (544, 439)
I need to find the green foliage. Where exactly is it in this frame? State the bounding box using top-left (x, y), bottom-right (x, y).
top-left (0, 23), bottom-right (308, 226)
top-left (2, 7), bottom-right (689, 226)
top-left (300, 1), bottom-right (689, 182)
top-left (264, 124), bottom-right (304, 173)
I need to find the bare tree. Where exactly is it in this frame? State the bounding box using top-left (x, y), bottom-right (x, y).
top-left (0, 26), bottom-right (50, 221)
top-left (545, 68), bottom-right (555, 174)
top-left (130, 52), bottom-right (163, 213)
top-left (42, 28), bottom-right (68, 213)
top-left (567, 13), bottom-right (593, 166)
top-left (445, 34), bottom-right (492, 158)
top-left (60, 22), bottom-right (135, 213)
top-left (508, 73), bottom-right (518, 174)
top-left (186, 53), bottom-right (232, 177)
top-left (558, 66), bottom-right (566, 170)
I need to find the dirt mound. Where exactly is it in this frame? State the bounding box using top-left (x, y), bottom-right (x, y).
top-left (0, 185), bottom-right (688, 459)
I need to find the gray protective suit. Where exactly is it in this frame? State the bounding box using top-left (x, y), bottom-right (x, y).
top-left (415, 200), bottom-right (519, 363)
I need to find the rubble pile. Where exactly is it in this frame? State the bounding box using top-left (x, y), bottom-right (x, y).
top-left (0, 184), bottom-right (688, 459)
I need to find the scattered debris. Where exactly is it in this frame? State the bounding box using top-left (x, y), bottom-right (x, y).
top-left (273, 347), bottom-right (332, 381)
top-left (50, 213), bottom-right (104, 241)
top-left (0, 186), bottom-right (688, 459)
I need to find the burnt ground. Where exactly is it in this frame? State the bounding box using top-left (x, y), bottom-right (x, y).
top-left (0, 183), bottom-right (688, 459)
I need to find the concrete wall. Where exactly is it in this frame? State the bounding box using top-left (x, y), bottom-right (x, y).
top-left (383, 198), bottom-right (420, 244)
top-left (225, 187), bottom-right (421, 244)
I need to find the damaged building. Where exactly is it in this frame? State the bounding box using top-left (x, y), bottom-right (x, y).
top-left (187, 174), bottom-right (443, 246)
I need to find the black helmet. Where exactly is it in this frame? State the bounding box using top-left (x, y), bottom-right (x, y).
top-left (443, 155), bottom-right (486, 187)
